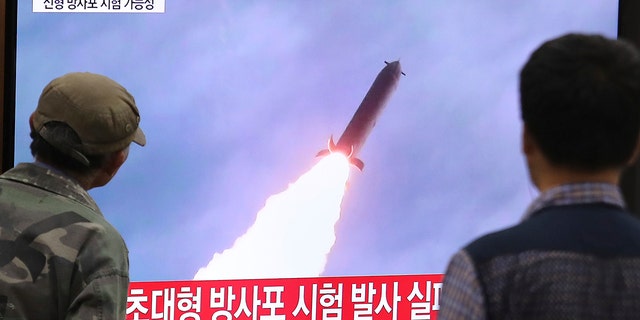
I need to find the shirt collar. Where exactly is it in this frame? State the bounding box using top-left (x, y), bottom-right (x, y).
top-left (522, 182), bottom-right (625, 220)
top-left (34, 160), bottom-right (80, 183)
top-left (0, 162), bottom-right (100, 212)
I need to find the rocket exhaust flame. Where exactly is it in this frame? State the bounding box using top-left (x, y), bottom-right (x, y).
top-left (194, 153), bottom-right (350, 280)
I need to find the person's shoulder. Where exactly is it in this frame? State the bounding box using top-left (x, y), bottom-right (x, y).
top-left (464, 203), bottom-right (640, 264)
top-left (462, 223), bottom-right (525, 264)
top-left (460, 210), bottom-right (567, 265)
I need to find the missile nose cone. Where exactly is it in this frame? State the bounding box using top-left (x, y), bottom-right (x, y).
top-left (384, 60), bottom-right (404, 77)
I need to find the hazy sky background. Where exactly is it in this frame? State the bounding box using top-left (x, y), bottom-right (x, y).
top-left (15, 1), bottom-right (618, 281)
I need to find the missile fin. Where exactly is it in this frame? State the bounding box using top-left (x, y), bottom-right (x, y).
top-left (351, 158), bottom-right (364, 171)
top-left (316, 136), bottom-right (338, 158)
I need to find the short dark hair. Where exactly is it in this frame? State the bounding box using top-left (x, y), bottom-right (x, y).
top-left (520, 33), bottom-right (640, 171)
top-left (30, 121), bottom-right (110, 174)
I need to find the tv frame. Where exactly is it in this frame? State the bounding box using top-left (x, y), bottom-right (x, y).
top-left (618, 0), bottom-right (640, 215)
top-left (0, 0), bottom-right (15, 173)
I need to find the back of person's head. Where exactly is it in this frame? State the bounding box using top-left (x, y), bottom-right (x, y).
top-left (520, 33), bottom-right (640, 171)
top-left (29, 72), bottom-right (146, 173)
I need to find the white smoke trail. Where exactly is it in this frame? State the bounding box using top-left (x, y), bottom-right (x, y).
top-left (194, 153), bottom-right (351, 280)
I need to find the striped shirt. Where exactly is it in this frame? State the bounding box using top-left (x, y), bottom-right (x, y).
top-left (439, 183), bottom-right (640, 320)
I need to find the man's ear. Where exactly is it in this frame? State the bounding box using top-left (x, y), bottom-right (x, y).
top-left (29, 113), bottom-right (36, 131)
top-left (522, 124), bottom-right (537, 156)
top-left (88, 149), bottom-right (128, 189)
top-left (627, 134), bottom-right (640, 166)
top-left (103, 149), bottom-right (128, 179)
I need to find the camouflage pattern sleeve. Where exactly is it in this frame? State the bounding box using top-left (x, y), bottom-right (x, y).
top-left (67, 271), bottom-right (130, 319)
top-left (67, 215), bottom-right (131, 319)
top-left (0, 163), bottom-right (131, 319)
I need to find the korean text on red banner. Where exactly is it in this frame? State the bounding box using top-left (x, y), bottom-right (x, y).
top-left (127, 273), bottom-right (444, 320)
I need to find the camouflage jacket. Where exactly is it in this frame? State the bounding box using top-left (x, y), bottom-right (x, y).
top-left (0, 163), bottom-right (129, 319)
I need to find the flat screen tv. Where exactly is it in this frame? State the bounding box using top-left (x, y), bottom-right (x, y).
top-left (5, 1), bottom-right (629, 281)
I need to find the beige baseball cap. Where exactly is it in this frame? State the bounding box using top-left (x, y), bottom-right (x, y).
top-left (31, 72), bottom-right (146, 161)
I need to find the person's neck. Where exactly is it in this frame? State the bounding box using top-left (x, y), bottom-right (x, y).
top-left (534, 165), bottom-right (621, 193)
top-left (35, 157), bottom-right (96, 190)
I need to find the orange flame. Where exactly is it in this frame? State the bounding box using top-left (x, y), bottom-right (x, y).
top-left (194, 153), bottom-right (351, 280)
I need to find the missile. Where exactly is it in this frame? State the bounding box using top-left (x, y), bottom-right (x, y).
top-left (317, 60), bottom-right (403, 170)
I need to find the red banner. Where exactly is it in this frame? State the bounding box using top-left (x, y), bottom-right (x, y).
top-left (127, 274), bottom-right (443, 320)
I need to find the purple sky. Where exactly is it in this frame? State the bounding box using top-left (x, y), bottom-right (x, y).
top-left (15, 1), bottom-right (618, 281)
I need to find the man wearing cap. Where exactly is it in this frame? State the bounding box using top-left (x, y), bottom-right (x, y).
top-left (0, 72), bottom-right (145, 319)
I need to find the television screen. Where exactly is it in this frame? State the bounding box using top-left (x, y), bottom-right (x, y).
top-left (15, 1), bottom-right (618, 281)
